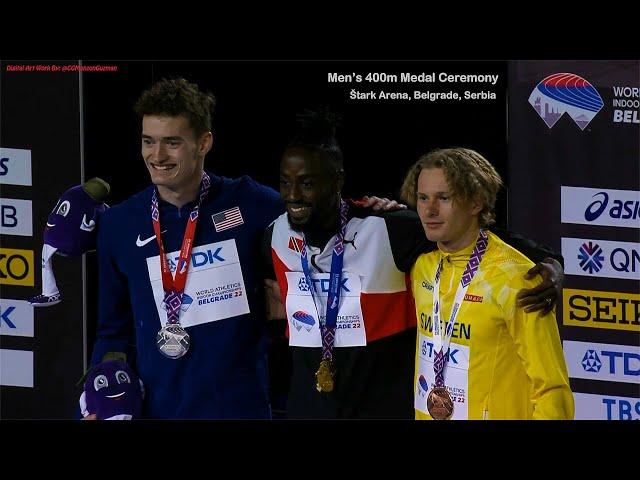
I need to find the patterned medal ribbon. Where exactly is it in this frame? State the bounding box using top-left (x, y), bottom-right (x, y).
top-left (151, 172), bottom-right (211, 324)
top-left (432, 229), bottom-right (488, 387)
top-left (300, 200), bottom-right (348, 364)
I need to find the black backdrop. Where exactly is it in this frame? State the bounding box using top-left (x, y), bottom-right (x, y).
top-left (79, 60), bottom-right (508, 417)
top-left (2, 60), bottom-right (508, 418)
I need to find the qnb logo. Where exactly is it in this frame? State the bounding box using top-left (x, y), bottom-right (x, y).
top-left (168, 248), bottom-right (225, 272)
top-left (585, 192), bottom-right (640, 222)
top-left (291, 310), bottom-right (315, 332)
top-left (582, 349), bottom-right (602, 372)
top-left (578, 241), bottom-right (604, 274)
top-left (529, 73), bottom-right (604, 130)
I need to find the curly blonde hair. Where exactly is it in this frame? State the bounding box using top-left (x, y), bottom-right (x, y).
top-left (399, 148), bottom-right (503, 228)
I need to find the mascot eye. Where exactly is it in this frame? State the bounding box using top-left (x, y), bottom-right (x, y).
top-left (93, 375), bottom-right (108, 391)
top-left (116, 370), bottom-right (131, 384)
top-left (56, 200), bottom-right (71, 217)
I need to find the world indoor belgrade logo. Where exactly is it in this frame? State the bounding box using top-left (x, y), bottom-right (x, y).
top-left (529, 73), bottom-right (604, 130)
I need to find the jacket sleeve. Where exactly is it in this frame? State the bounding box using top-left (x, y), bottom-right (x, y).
top-left (89, 212), bottom-right (135, 366)
top-left (492, 227), bottom-right (564, 267)
top-left (500, 273), bottom-right (575, 419)
top-left (382, 210), bottom-right (437, 273)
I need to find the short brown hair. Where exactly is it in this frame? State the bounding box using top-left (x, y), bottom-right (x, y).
top-left (400, 148), bottom-right (503, 228)
top-left (134, 78), bottom-right (216, 138)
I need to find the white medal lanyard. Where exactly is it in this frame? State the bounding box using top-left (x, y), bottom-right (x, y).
top-left (431, 230), bottom-right (488, 381)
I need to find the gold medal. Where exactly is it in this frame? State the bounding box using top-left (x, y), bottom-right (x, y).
top-left (315, 359), bottom-right (335, 393)
top-left (427, 387), bottom-right (454, 420)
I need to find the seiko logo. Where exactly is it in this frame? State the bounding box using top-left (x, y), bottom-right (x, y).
top-left (563, 289), bottom-right (640, 332)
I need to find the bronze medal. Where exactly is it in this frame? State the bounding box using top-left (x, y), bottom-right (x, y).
top-left (315, 359), bottom-right (335, 393)
top-left (427, 387), bottom-right (454, 420)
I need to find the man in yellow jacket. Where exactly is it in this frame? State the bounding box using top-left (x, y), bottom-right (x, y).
top-left (400, 148), bottom-right (574, 420)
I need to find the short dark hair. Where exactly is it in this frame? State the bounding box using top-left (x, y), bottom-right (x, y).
top-left (286, 107), bottom-right (344, 172)
top-left (134, 78), bottom-right (216, 138)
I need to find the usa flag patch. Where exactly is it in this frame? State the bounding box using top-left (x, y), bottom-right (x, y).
top-left (212, 207), bottom-right (244, 232)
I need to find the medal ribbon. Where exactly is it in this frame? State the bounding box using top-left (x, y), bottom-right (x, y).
top-left (300, 199), bottom-right (348, 362)
top-left (432, 229), bottom-right (488, 387)
top-left (151, 172), bottom-right (211, 325)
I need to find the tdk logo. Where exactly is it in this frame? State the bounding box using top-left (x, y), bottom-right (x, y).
top-left (529, 73), bottom-right (604, 130)
top-left (581, 350), bottom-right (602, 372)
top-left (578, 241), bottom-right (604, 274)
top-left (565, 341), bottom-right (640, 385)
top-left (168, 248), bottom-right (225, 272)
top-left (582, 348), bottom-right (639, 376)
top-left (1, 305), bottom-right (16, 328)
top-left (0, 299), bottom-right (34, 337)
top-left (420, 340), bottom-right (459, 365)
top-left (298, 277), bottom-right (351, 293)
top-left (585, 192), bottom-right (640, 222)
top-left (298, 277), bottom-right (310, 292)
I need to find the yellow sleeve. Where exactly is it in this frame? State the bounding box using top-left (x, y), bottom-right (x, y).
top-left (499, 275), bottom-right (575, 420)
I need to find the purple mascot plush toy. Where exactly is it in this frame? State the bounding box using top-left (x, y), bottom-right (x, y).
top-left (80, 360), bottom-right (144, 420)
top-left (29, 177), bottom-right (110, 306)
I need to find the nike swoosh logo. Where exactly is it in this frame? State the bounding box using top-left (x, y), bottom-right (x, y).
top-left (136, 230), bottom-right (167, 247)
top-left (46, 222), bottom-right (56, 228)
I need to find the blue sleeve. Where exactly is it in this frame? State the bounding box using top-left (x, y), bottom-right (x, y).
top-left (90, 211), bottom-right (135, 366)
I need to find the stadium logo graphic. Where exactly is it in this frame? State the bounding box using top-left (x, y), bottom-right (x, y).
top-left (529, 73), bottom-right (604, 130)
top-left (291, 310), bottom-right (315, 332)
top-left (582, 349), bottom-right (602, 373)
top-left (578, 241), bottom-right (604, 274)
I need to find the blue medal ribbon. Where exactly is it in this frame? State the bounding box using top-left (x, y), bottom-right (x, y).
top-left (300, 199), bottom-right (348, 361)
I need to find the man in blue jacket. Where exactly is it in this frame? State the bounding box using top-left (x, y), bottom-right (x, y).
top-left (88, 78), bottom-right (283, 418)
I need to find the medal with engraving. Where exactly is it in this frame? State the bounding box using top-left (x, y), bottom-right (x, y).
top-left (152, 173), bottom-right (210, 359)
top-left (427, 386), bottom-right (454, 420)
top-left (157, 323), bottom-right (191, 359)
top-left (315, 359), bottom-right (335, 392)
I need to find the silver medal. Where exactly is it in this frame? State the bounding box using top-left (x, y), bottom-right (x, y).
top-left (156, 323), bottom-right (190, 359)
